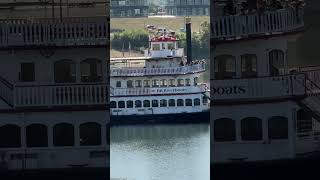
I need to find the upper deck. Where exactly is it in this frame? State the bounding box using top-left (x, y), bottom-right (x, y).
top-left (0, 16), bottom-right (109, 48)
top-left (211, 4), bottom-right (305, 43)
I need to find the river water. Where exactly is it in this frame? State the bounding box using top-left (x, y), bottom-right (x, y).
top-left (110, 124), bottom-right (210, 180)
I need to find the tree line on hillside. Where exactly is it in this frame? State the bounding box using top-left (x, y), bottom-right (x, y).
top-left (110, 21), bottom-right (210, 59)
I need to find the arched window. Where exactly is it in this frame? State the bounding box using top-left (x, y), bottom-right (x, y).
top-left (118, 101), bottom-right (125, 108)
top-left (135, 80), bottom-right (142, 87)
top-left (185, 99), bottom-right (192, 106)
top-left (194, 77), bottom-right (199, 86)
top-left (169, 99), bottom-right (176, 107)
top-left (152, 100), bottom-right (159, 107)
top-left (194, 98), bottom-right (200, 106)
top-left (268, 116), bottom-right (288, 139)
top-left (177, 79), bottom-right (184, 86)
top-left (54, 59), bottom-right (76, 83)
top-left (143, 100), bottom-right (150, 107)
top-left (110, 101), bottom-right (116, 108)
top-left (53, 123), bottom-right (74, 146)
top-left (214, 55), bottom-right (236, 79)
top-left (127, 100), bottom-right (133, 108)
top-left (160, 99), bottom-right (167, 107)
top-left (241, 117), bottom-right (263, 140)
top-left (297, 109), bottom-right (313, 135)
top-left (202, 96), bottom-right (208, 104)
top-left (152, 80), bottom-right (159, 87)
top-left (80, 122), bottom-right (101, 146)
top-left (0, 125), bottom-right (21, 148)
top-left (127, 80), bottom-right (133, 88)
top-left (135, 100), bottom-right (142, 108)
top-left (80, 59), bottom-right (102, 82)
top-left (177, 99), bottom-right (184, 106)
top-left (160, 79), bottom-right (167, 87)
top-left (26, 124), bottom-right (48, 147)
top-left (269, 50), bottom-right (285, 76)
top-left (169, 79), bottom-right (175, 87)
top-left (214, 118), bottom-right (236, 142)
top-left (241, 54), bottom-right (257, 78)
top-left (185, 79), bottom-right (191, 86)
top-left (143, 80), bottom-right (150, 87)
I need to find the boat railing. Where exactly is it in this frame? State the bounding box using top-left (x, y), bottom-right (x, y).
top-left (0, 76), bottom-right (14, 107)
top-left (0, 16), bottom-right (109, 47)
top-left (212, 8), bottom-right (304, 41)
top-left (111, 63), bottom-right (205, 77)
top-left (144, 48), bottom-right (184, 57)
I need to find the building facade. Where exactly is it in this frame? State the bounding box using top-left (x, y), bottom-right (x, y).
top-left (110, 0), bottom-right (149, 17)
top-left (164, 0), bottom-right (210, 16)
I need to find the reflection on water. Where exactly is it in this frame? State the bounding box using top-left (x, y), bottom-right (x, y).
top-left (111, 124), bottom-right (210, 180)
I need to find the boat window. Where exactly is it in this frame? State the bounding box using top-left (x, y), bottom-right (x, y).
top-left (177, 99), bottom-right (184, 106)
top-left (80, 122), bottom-right (101, 146)
top-left (202, 96), bottom-right (208, 104)
top-left (116, 81), bottom-right (121, 88)
top-left (169, 79), bottom-right (175, 87)
top-left (53, 123), bottom-right (75, 146)
top-left (241, 117), bottom-right (263, 141)
top-left (160, 99), bottom-right (167, 107)
top-left (127, 80), bottom-right (133, 88)
top-left (214, 55), bottom-right (236, 79)
top-left (143, 100), bottom-right (150, 107)
top-left (127, 100), bottom-right (134, 108)
top-left (194, 77), bottom-right (199, 86)
top-left (152, 44), bottom-right (160, 51)
top-left (135, 80), bottom-right (142, 88)
top-left (269, 50), bottom-right (285, 76)
top-left (26, 124), bottom-right (48, 147)
top-left (186, 99), bottom-right (192, 106)
top-left (214, 118), bottom-right (236, 142)
top-left (241, 54), bottom-right (257, 78)
top-left (20, 62), bottom-right (35, 82)
top-left (185, 79), bottom-right (191, 86)
top-left (297, 109), bottom-right (313, 136)
top-left (54, 59), bottom-right (76, 83)
top-left (80, 59), bottom-right (102, 82)
top-left (118, 101), bottom-right (125, 108)
top-left (135, 100), bottom-right (142, 108)
top-left (162, 43), bottom-right (166, 49)
top-left (152, 79), bottom-right (159, 87)
top-left (0, 124), bottom-right (21, 148)
top-left (152, 100), bottom-right (159, 107)
top-left (194, 98), bottom-right (200, 106)
top-left (144, 80), bottom-right (150, 87)
top-left (110, 101), bottom-right (116, 108)
top-left (160, 79), bottom-right (167, 87)
top-left (177, 79), bottom-right (184, 86)
top-left (168, 43), bottom-right (174, 50)
top-left (169, 99), bottom-right (176, 107)
top-left (268, 116), bottom-right (288, 139)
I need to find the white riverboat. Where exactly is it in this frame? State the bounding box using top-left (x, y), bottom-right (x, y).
top-left (211, 0), bottom-right (320, 164)
top-left (0, 2), bottom-right (109, 175)
top-left (110, 18), bottom-right (210, 124)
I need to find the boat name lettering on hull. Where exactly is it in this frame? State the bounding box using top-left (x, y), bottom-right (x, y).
top-left (212, 86), bottom-right (246, 95)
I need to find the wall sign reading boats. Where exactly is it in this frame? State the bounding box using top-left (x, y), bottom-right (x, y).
top-left (211, 86), bottom-right (246, 96)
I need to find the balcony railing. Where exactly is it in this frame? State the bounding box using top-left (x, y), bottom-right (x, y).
top-left (111, 63), bottom-right (205, 77)
top-left (111, 84), bottom-right (207, 96)
top-left (14, 83), bottom-right (108, 107)
top-left (211, 9), bottom-right (304, 40)
top-left (0, 16), bottom-right (109, 47)
top-left (0, 76), bottom-right (14, 107)
top-left (210, 74), bottom-right (306, 102)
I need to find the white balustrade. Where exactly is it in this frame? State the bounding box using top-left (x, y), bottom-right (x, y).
top-left (210, 74), bottom-right (306, 101)
top-left (111, 84), bottom-right (207, 96)
top-left (111, 63), bottom-right (205, 77)
top-left (212, 9), bottom-right (304, 40)
top-left (14, 83), bottom-right (108, 107)
top-left (0, 16), bottom-right (109, 47)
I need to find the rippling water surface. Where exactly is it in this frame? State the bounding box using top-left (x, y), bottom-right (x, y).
top-left (110, 124), bottom-right (210, 180)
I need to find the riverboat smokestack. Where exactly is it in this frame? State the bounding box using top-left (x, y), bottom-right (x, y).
top-left (186, 17), bottom-right (192, 64)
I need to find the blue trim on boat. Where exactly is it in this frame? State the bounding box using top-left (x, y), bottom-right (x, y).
top-left (110, 111), bottom-right (210, 125)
